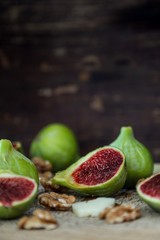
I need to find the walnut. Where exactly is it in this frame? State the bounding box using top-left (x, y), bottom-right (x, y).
top-left (39, 171), bottom-right (53, 181)
top-left (18, 209), bottom-right (58, 230)
top-left (40, 178), bottom-right (60, 191)
top-left (38, 192), bottom-right (76, 210)
top-left (32, 157), bottom-right (53, 172)
top-left (40, 178), bottom-right (67, 193)
top-left (99, 205), bottom-right (141, 224)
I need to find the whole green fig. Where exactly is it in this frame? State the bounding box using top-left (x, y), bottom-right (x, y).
top-left (110, 126), bottom-right (153, 188)
top-left (30, 123), bottom-right (79, 172)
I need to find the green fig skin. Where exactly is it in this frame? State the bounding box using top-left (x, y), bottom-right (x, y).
top-left (30, 123), bottom-right (80, 172)
top-left (136, 174), bottom-right (160, 213)
top-left (110, 127), bottom-right (154, 189)
top-left (0, 139), bottom-right (39, 184)
top-left (52, 146), bottom-right (127, 197)
top-left (0, 174), bottom-right (37, 219)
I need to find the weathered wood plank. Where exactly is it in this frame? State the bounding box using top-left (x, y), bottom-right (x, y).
top-left (0, 0), bottom-right (160, 160)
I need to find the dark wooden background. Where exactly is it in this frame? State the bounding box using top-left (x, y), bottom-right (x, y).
top-left (0, 0), bottom-right (160, 161)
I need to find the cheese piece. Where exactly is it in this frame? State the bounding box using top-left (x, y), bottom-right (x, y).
top-left (72, 197), bottom-right (115, 217)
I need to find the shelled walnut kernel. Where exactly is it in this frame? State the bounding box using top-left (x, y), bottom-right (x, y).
top-left (39, 171), bottom-right (53, 181)
top-left (18, 209), bottom-right (58, 230)
top-left (32, 157), bottom-right (53, 172)
top-left (38, 192), bottom-right (76, 210)
top-left (99, 204), bottom-right (141, 224)
top-left (40, 178), bottom-right (60, 192)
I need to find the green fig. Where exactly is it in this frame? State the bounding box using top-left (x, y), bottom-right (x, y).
top-left (0, 139), bottom-right (39, 219)
top-left (136, 173), bottom-right (160, 212)
top-left (30, 123), bottom-right (80, 172)
top-left (0, 139), bottom-right (39, 184)
top-left (52, 146), bottom-right (127, 196)
top-left (110, 126), bottom-right (154, 188)
top-left (0, 174), bottom-right (37, 219)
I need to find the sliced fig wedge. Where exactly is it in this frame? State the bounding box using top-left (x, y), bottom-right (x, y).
top-left (136, 173), bottom-right (160, 212)
top-left (0, 139), bottom-right (39, 184)
top-left (0, 139), bottom-right (39, 219)
top-left (0, 173), bottom-right (38, 219)
top-left (52, 147), bottom-right (126, 196)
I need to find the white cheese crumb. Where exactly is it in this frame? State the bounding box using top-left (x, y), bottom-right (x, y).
top-left (72, 197), bottom-right (115, 217)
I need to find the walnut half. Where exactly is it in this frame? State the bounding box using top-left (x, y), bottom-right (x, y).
top-left (38, 192), bottom-right (76, 210)
top-left (99, 204), bottom-right (141, 224)
top-left (32, 157), bottom-right (53, 172)
top-left (40, 178), bottom-right (61, 192)
top-left (18, 209), bottom-right (58, 230)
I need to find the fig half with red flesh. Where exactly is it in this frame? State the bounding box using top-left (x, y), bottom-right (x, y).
top-left (0, 174), bottom-right (37, 219)
top-left (52, 147), bottom-right (126, 196)
top-left (0, 139), bottom-right (39, 219)
top-left (137, 173), bottom-right (160, 212)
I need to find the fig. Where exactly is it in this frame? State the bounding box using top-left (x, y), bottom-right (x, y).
top-left (110, 126), bottom-right (153, 188)
top-left (30, 123), bottom-right (79, 172)
top-left (136, 173), bottom-right (160, 212)
top-left (51, 146), bottom-right (126, 196)
top-left (0, 139), bottom-right (39, 184)
top-left (0, 139), bottom-right (39, 219)
top-left (0, 173), bottom-right (37, 219)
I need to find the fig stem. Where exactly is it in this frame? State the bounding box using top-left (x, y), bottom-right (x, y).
top-left (120, 126), bottom-right (134, 139)
top-left (0, 139), bottom-right (13, 155)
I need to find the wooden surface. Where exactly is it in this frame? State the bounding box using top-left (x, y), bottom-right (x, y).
top-left (0, 164), bottom-right (160, 240)
top-left (0, 0), bottom-right (160, 161)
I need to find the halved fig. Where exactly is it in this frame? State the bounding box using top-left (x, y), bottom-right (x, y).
top-left (52, 146), bottom-right (126, 196)
top-left (0, 173), bottom-right (38, 219)
top-left (136, 173), bottom-right (160, 212)
top-left (0, 139), bottom-right (39, 184)
top-left (0, 139), bottom-right (39, 219)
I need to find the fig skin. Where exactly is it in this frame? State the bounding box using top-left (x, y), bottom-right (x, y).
top-left (30, 123), bottom-right (80, 172)
top-left (52, 146), bottom-right (127, 197)
top-left (136, 173), bottom-right (160, 213)
top-left (0, 139), bottom-right (39, 184)
top-left (110, 126), bottom-right (153, 189)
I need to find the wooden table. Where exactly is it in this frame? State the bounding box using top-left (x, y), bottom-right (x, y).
top-left (0, 164), bottom-right (160, 240)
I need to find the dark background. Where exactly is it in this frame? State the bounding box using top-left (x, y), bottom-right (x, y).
top-left (0, 0), bottom-right (160, 161)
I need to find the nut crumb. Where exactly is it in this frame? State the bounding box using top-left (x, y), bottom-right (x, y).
top-left (99, 204), bottom-right (141, 224)
top-left (38, 192), bottom-right (76, 210)
top-left (18, 209), bottom-right (57, 230)
top-left (32, 157), bottom-right (53, 172)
